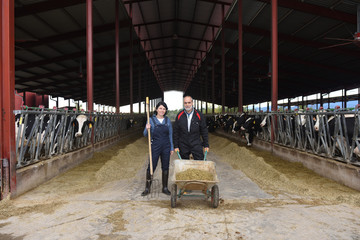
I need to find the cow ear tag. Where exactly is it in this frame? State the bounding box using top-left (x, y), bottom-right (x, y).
top-left (89, 123), bottom-right (92, 128)
top-left (253, 120), bottom-right (255, 124)
top-left (19, 117), bottom-right (23, 125)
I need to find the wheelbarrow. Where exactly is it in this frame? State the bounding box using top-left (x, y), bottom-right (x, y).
top-left (170, 151), bottom-right (219, 208)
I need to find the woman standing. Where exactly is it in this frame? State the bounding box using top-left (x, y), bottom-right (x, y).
top-left (142, 101), bottom-right (174, 196)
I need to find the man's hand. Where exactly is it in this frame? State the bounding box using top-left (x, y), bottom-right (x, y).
top-left (174, 148), bottom-right (179, 153)
top-left (204, 147), bottom-right (209, 152)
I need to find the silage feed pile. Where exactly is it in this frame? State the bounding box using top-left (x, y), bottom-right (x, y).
top-left (210, 134), bottom-right (360, 206)
top-left (15, 137), bottom-right (150, 200)
top-left (95, 138), bottom-right (149, 182)
top-left (176, 169), bottom-right (214, 181)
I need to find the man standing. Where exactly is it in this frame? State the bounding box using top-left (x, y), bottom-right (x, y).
top-left (173, 95), bottom-right (209, 160)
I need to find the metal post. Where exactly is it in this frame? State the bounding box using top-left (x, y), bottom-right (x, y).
top-left (205, 52), bottom-right (208, 115)
top-left (86, 0), bottom-right (93, 113)
top-left (271, 0), bottom-right (278, 149)
top-left (115, 0), bottom-right (120, 113)
top-left (0, 0), bottom-right (15, 199)
top-left (320, 93), bottom-right (323, 108)
top-left (211, 32), bottom-right (215, 114)
top-left (287, 98), bottom-right (290, 110)
top-left (129, 3), bottom-right (133, 114)
top-left (221, 4), bottom-right (225, 114)
top-left (138, 27), bottom-right (142, 114)
top-left (238, 0), bottom-right (243, 113)
top-left (302, 96), bottom-right (304, 109)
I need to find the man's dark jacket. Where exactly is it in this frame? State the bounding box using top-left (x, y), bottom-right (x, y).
top-left (173, 108), bottom-right (209, 150)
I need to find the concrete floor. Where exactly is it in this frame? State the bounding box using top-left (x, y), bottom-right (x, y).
top-left (1, 135), bottom-right (360, 240)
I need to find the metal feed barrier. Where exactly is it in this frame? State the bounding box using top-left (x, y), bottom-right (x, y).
top-left (14, 107), bottom-right (146, 168)
top-left (255, 108), bottom-right (360, 165)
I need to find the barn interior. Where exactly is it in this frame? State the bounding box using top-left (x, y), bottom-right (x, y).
top-left (13, 0), bottom-right (360, 110)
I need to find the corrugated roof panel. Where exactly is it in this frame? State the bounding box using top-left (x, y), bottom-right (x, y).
top-left (94, 0), bottom-right (117, 24)
top-left (64, 5), bottom-right (87, 29)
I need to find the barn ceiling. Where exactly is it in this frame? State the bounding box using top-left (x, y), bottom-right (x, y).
top-left (14, 0), bottom-right (360, 107)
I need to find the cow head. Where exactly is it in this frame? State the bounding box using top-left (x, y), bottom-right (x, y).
top-left (72, 115), bottom-right (94, 137)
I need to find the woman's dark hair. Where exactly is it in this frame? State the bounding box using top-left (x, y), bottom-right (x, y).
top-left (154, 101), bottom-right (168, 115)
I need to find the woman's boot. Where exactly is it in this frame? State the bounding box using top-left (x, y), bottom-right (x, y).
top-left (141, 170), bottom-right (151, 196)
top-left (162, 170), bottom-right (171, 195)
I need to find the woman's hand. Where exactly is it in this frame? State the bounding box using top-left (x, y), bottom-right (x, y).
top-left (146, 123), bottom-right (151, 129)
top-left (170, 151), bottom-right (174, 155)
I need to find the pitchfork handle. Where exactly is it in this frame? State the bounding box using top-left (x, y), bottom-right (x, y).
top-left (146, 97), bottom-right (154, 176)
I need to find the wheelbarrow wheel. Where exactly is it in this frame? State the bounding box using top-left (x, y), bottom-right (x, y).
top-left (211, 185), bottom-right (219, 208)
top-left (171, 184), bottom-right (177, 208)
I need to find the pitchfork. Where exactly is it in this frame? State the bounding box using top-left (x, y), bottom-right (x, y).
top-left (146, 97), bottom-right (160, 198)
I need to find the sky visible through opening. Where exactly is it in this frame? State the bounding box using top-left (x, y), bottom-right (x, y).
top-left (48, 88), bottom-right (359, 113)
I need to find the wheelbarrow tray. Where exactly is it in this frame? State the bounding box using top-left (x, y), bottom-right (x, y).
top-left (170, 159), bottom-right (219, 191)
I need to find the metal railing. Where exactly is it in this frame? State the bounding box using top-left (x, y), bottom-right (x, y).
top-left (14, 107), bottom-right (146, 168)
top-left (255, 108), bottom-right (360, 164)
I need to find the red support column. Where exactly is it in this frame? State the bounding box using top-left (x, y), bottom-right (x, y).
top-left (211, 42), bottom-right (215, 114)
top-left (1, 0), bottom-right (15, 199)
top-left (271, 0), bottom-right (278, 147)
top-left (205, 49), bottom-right (208, 114)
top-left (115, 0), bottom-right (120, 113)
top-left (221, 4), bottom-right (225, 114)
top-left (238, 0), bottom-right (243, 113)
top-left (86, 0), bottom-right (94, 145)
top-left (0, 2), bottom-right (3, 199)
top-left (86, 0), bottom-right (93, 112)
top-left (138, 26), bottom-right (142, 114)
top-left (129, 3), bottom-right (133, 114)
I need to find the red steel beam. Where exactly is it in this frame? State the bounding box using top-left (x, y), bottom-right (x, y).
top-left (115, 0), bottom-right (120, 113)
top-left (16, 55), bottom-right (138, 88)
top-left (16, 41), bottom-right (141, 71)
top-left (221, 4), bottom-right (225, 114)
top-left (16, 21), bottom-right (129, 50)
top-left (145, 46), bottom-right (207, 54)
top-left (212, 27), bottom-right (215, 114)
top-left (15, 0), bottom-right (100, 18)
top-left (134, 18), bottom-right (219, 29)
top-left (224, 22), bottom-right (358, 58)
top-left (86, 0), bottom-right (93, 113)
top-left (123, 0), bottom-right (231, 5)
top-left (271, 0), bottom-right (278, 146)
top-left (238, 0), bottom-right (243, 113)
top-left (258, 0), bottom-right (356, 24)
top-left (1, 0), bottom-right (16, 199)
top-left (129, 3), bottom-right (133, 114)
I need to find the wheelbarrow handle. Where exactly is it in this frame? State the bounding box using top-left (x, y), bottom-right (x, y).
top-left (176, 150), bottom-right (182, 160)
top-left (203, 150), bottom-right (208, 161)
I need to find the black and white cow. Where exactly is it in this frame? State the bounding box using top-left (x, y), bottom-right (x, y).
top-left (314, 106), bottom-right (359, 159)
top-left (15, 112), bottom-right (94, 161)
top-left (231, 113), bottom-right (248, 133)
top-left (241, 115), bottom-right (262, 146)
top-left (206, 116), bottom-right (218, 132)
top-left (72, 114), bottom-right (93, 138)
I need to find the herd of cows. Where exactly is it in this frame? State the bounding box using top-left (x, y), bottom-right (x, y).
top-left (205, 107), bottom-right (360, 163)
top-left (14, 108), bottom-right (142, 167)
top-left (11, 106), bottom-right (360, 168)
